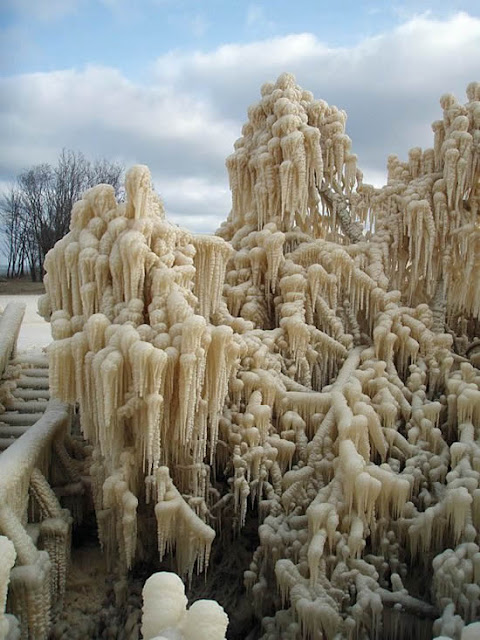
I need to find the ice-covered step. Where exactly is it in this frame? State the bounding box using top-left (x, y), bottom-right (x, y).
top-left (12, 388), bottom-right (50, 400)
top-left (17, 368), bottom-right (49, 378)
top-left (0, 412), bottom-right (44, 426)
top-left (0, 305), bottom-right (51, 454)
top-left (12, 354), bottom-right (49, 368)
top-left (16, 376), bottom-right (49, 390)
top-left (0, 425), bottom-right (29, 438)
top-left (6, 400), bottom-right (49, 413)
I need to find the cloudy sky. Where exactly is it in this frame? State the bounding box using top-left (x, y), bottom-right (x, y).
top-left (0, 1), bottom-right (479, 233)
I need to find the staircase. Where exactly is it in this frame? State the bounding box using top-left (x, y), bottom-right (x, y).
top-left (0, 353), bottom-right (50, 451)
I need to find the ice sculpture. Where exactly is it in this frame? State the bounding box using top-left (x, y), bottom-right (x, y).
top-left (35, 74), bottom-right (480, 639)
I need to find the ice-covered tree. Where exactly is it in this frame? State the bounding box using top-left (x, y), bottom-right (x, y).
top-left (35, 74), bottom-right (480, 639)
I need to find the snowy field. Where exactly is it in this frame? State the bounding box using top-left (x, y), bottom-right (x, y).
top-left (0, 295), bottom-right (51, 353)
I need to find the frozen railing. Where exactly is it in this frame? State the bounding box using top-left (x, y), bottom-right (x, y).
top-left (0, 302), bottom-right (74, 639)
top-left (0, 302), bottom-right (25, 378)
top-left (0, 400), bottom-right (72, 640)
top-left (0, 400), bottom-right (70, 555)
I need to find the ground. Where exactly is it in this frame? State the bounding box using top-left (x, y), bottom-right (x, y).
top-left (0, 276), bottom-right (45, 295)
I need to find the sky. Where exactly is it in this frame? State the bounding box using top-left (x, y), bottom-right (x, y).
top-left (0, 0), bottom-right (479, 233)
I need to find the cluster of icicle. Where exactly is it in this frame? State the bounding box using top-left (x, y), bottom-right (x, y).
top-left (371, 82), bottom-right (480, 319)
top-left (222, 71), bottom-right (367, 242)
top-left (39, 165), bottom-right (241, 578)
top-left (39, 73), bottom-right (480, 639)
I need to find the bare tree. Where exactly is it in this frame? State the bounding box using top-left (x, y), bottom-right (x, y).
top-left (0, 150), bottom-right (123, 280)
top-left (1, 187), bottom-right (27, 278)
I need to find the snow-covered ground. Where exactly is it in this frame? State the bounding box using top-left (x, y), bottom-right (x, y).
top-left (0, 295), bottom-right (51, 353)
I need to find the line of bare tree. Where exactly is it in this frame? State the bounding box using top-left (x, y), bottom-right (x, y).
top-left (0, 149), bottom-right (123, 281)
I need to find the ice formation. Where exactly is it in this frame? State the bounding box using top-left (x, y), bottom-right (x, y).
top-left (142, 571), bottom-right (228, 640)
top-left (13, 73), bottom-right (478, 638)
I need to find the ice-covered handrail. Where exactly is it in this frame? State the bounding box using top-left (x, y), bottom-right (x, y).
top-left (0, 399), bottom-right (69, 519)
top-left (0, 302), bottom-right (25, 378)
top-left (0, 399), bottom-right (71, 639)
top-left (0, 399), bottom-right (69, 568)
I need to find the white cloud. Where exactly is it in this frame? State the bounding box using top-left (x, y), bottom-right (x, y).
top-left (154, 12), bottom-right (479, 170)
top-left (155, 12), bottom-right (479, 102)
top-left (156, 176), bottom-right (230, 232)
top-left (0, 12), bottom-right (479, 233)
top-left (0, 65), bottom-right (236, 170)
top-left (0, 65), bottom-right (237, 232)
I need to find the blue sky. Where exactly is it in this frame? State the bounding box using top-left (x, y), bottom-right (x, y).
top-left (1, 0), bottom-right (479, 232)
